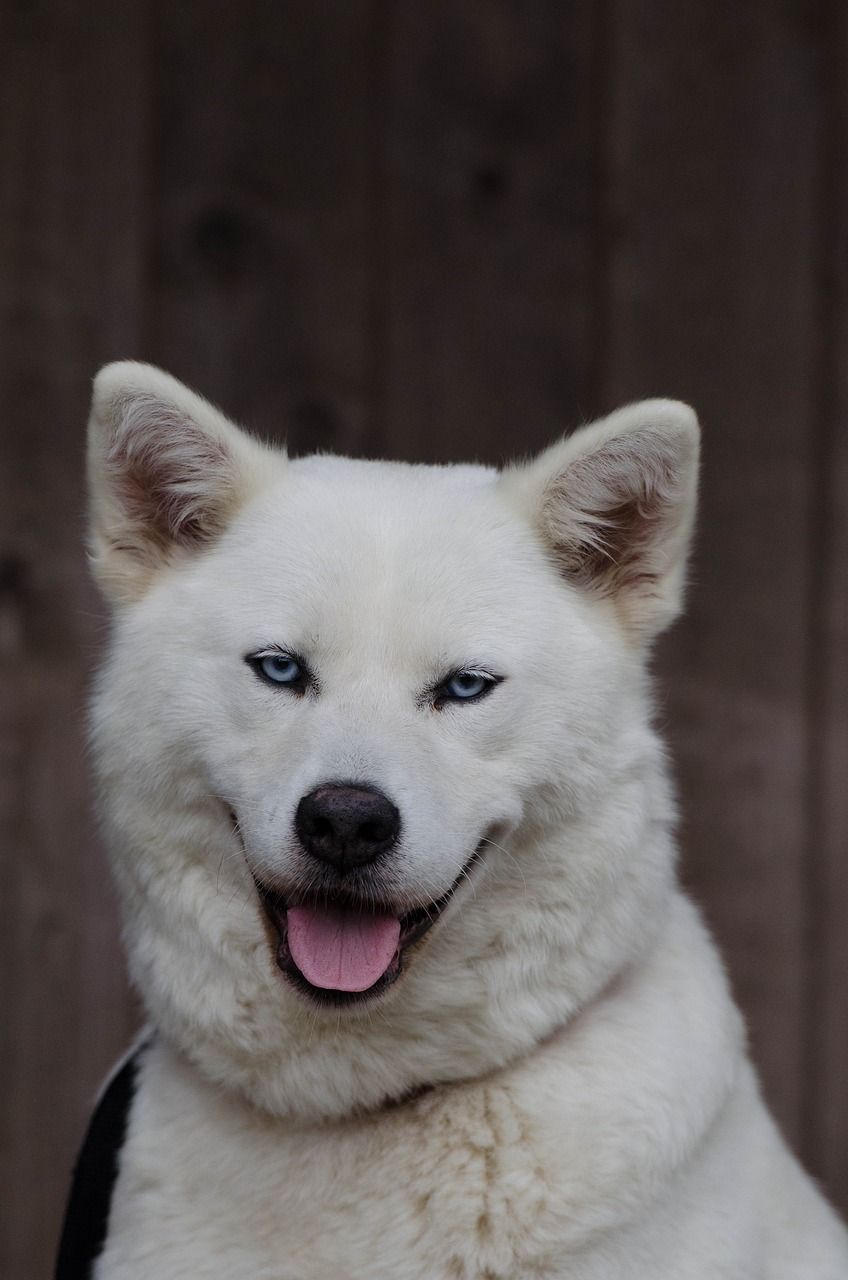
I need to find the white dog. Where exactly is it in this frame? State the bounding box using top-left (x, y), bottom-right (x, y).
top-left (58, 362), bottom-right (848, 1278)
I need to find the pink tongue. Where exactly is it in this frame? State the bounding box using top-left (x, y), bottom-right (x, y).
top-left (287, 905), bottom-right (402, 993)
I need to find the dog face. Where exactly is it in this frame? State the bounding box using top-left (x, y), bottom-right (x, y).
top-left (88, 364), bottom-right (698, 1118)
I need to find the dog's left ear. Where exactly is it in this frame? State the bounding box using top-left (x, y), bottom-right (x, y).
top-left (500, 400), bottom-right (700, 640)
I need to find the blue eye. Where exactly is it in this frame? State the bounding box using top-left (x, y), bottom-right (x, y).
top-left (440, 670), bottom-right (496, 704)
top-left (250, 652), bottom-right (305, 689)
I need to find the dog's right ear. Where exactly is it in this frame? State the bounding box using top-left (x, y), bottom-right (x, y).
top-left (87, 362), bottom-right (281, 605)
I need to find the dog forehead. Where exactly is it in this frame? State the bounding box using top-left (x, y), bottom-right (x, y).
top-left (289, 453), bottom-right (498, 489)
top-left (282, 454), bottom-right (500, 535)
top-left (197, 454), bottom-right (553, 654)
top-left (229, 455), bottom-right (527, 584)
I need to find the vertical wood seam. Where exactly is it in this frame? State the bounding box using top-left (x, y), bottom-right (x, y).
top-left (801, 0), bottom-right (843, 1171)
top-left (138, 0), bottom-right (159, 365)
top-left (587, 0), bottom-right (614, 416)
top-left (365, 0), bottom-right (395, 458)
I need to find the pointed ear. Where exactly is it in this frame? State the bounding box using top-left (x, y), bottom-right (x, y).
top-left (500, 400), bottom-right (700, 640)
top-left (87, 362), bottom-right (282, 604)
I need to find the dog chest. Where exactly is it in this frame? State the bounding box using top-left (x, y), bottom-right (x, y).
top-left (93, 1032), bottom-right (791, 1280)
top-left (96, 1039), bottom-right (566, 1280)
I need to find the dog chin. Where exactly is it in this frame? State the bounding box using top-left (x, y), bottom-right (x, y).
top-left (252, 847), bottom-right (485, 1010)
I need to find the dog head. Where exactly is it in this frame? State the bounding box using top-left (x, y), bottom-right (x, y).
top-left (88, 363), bottom-right (698, 1119)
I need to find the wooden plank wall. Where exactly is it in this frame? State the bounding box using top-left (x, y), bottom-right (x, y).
top-left (0, 3), bottom-right (845, 1275)
top-left (0, 5), bottom-right (148, 1278)
top-left (606, 0), bottom-right (822, 1152)
top-left (809, 0), bottom-right (848, 1202)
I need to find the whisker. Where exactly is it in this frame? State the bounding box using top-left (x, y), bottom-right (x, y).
top-left (479, 835), bottom-right (528, 896)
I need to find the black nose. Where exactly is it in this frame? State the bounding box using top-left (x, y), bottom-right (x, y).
top-left (295, 784), bottom-right (401, 872)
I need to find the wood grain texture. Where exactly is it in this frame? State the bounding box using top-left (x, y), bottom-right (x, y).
top-left (1, 7), bottom-right (847, 1277)
top-left (380, 0), bottom-right (602, 463)
top-left (804, 0), bottom-right (848, 1206)
top-left (600, 0), bottom-right (822, 1150)
top-left (0, 3), bottom-right (147, 1276)
top-left (148, 1), bottom-right (377, 455)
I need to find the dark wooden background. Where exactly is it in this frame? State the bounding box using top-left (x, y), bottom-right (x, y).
top-left (1, 3), bottom-right (846, 1276)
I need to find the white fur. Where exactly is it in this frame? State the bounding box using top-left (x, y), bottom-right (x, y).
top-left (87, 364), bottom-right (848, 1277)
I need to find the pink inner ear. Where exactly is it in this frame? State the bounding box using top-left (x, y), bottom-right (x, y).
top-left (108, 394), bottom-right (234, 550)
top-left (543, 431), bottom-right (684, 597)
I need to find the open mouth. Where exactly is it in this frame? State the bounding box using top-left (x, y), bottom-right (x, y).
top-left (253, 849), bottom-right (483, 1007)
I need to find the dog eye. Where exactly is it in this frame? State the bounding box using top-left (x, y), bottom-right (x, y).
top-left (247, 651), bottom-right (306, 690)
top-left (436, 670), bottom-right (499, 706)
top-left (447, 672), bottom-right (488, 699)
